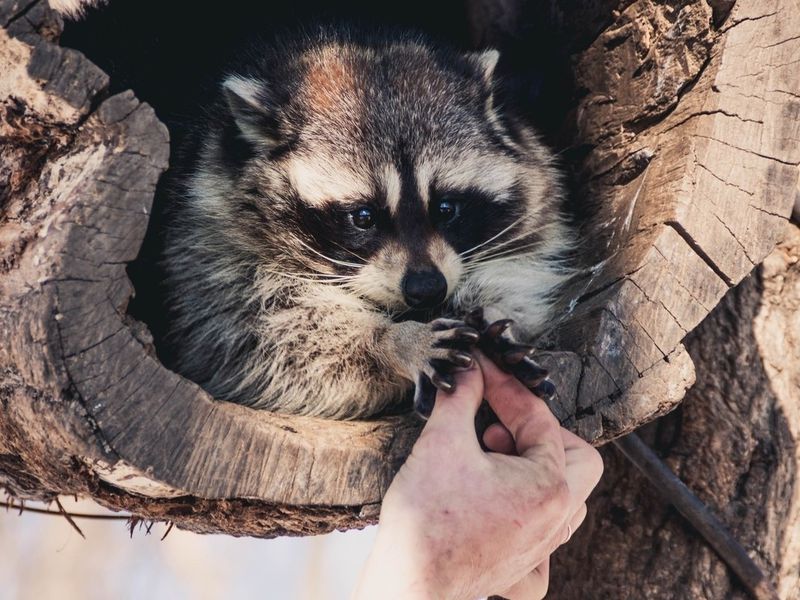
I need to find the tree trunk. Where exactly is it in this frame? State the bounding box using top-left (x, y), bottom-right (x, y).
top-left (550, 221), bottom-right (800, 599)
top-left (1, 0), bottom-right (798, 539)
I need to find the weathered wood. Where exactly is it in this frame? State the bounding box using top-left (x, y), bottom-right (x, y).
top-left (0, 1), bottom-right (418, 533)
top-left (561, 0), bottom-right (799, 441)
top-left (614, 433), bottom-right (778, 600)
top-left (550, 222), bottom-right (800, 598)
top-left (470, 0), bottom-right (800, 442)
top-left (1, 0), bottom-right (798, 537)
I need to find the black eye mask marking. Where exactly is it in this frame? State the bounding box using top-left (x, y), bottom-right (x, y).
top-left (429, 187), bottom-right (525, 258)
top-left (430, 197), bottom-right (461, 226)
top-left (351, 206), bottom-right (377, 229)
top-left (293, 198), bottom-right (390, 271)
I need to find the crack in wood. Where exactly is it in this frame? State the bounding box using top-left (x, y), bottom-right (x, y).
top-left (749, 204), bottom-right (791, 219)
top-left (695, 160), bottom-right (755, 196)
top-left (665, 221), bottom-right (734, 287)
top-left (2, 0), bottom-right (42, 28)
top-left (63, 326), bottom-right (125, 359)
top-left (661, 109), bottom-right (764, 135)
top-left (712, 213), bottom-right (756, 266)
top-left (719, 10), bottom-right (780, 33)
top-left (692, 133), bottom-right (800, 167)
top-left (2, 0), bottom-right (797, 534)
top-left (628, 276), bottom-right (689, 336)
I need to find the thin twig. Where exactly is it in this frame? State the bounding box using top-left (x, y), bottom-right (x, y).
top-left (127, 516), bottom-right (141, 538)
top-left (54, 497), bottom-right (86, 539)
top-left (0, 500), bottom-right (130, 520)
top-left (614, 433), bottom-right (779, 600)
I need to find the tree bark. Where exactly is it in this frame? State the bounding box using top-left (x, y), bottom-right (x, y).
top-left (550, 221), bottom-right (800, 599)
top-left (1, 0), bottom-right (798, 538)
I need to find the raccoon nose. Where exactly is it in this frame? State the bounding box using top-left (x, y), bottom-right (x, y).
top-left (402, 270), bottom-right (448, 309)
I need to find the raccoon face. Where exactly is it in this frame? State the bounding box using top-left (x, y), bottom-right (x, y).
top-left (213, 33), bottom-right (555, 313)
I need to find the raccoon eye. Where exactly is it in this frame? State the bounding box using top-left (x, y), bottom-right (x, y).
top-left (433, 198), bottom-right (461, 225)
top-left (351, 206), bottom-right (376, 229)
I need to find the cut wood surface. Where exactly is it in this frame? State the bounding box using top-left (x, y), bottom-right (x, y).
top-left (550, 222), bottom-right (800, 599)
top-left (544, 0), bottom-right (800, 441)
top-left (1, 0), bottom-right (798, 536)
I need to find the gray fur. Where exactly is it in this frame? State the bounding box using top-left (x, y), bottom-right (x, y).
top-left (49, 0), bottom-right (106, 18)
top-left (163, 27), bottom-right (571, 419)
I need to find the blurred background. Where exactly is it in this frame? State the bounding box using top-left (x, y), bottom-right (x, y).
top-left (0, 494), bottom-right (376, 600)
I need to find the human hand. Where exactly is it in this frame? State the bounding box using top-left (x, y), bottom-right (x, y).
top-left (353, 352), bottom-right (603, 600)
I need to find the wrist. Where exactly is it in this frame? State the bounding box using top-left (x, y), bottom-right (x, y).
top-left (353, 525), bottom-right (452, 600)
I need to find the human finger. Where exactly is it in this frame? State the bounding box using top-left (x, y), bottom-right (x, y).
top-left (482, 422), bottom-right (516, 455)
top-left (561, 428), bottom-right (604, 511)
top-left (424, 362), bottom-right (485, 441)
top-left (496, 557), bottom-right (550, 600)
top-left (551, 502), bottom-right (588, 549)
top-left (567, 503), bottom-right (588, 542)
top-left (476, 352), bottom-right (565, 466)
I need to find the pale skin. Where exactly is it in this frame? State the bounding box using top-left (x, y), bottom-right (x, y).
top-left (353, 353), bottom-right (604, 600)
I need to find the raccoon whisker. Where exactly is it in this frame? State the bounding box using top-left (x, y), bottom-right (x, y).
top-left (266, 273), bottom-right (322, 285)
top-left (469, 240), bottom-right (544, 263)
top-left (295, 239), bottom-right (365, 269)
top-left (468, 219), bottom-right (560, 261)
top-left (263, 269), bottom-right (358, 285)
top-left (464, 229), bottom-right (542, 263)
top-left (458, 215), bottom-right (529, 258)
top-left (304, 270), bottom-right (359, 280)
top-left (463, 242), bottom-right (546, 271)
top-left (461, 222), bottom-right (549, 264)
top-left (275, 268), bottom-right (358, 281)
top-left (388, 306), bottom-right (416, 320)
top-left (329, 241), bottom-right (369, 263)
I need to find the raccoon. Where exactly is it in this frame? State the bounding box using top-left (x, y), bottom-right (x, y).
top-left (49, 0), bottom-right (106, 18)
top-left (162, 26), bottom-right (571, 419)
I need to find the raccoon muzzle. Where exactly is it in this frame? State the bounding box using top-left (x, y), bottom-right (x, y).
top-left (401, 269), bottom-right (448, 309)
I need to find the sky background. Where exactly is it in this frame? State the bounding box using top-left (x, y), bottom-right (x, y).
top-left (0, 494), bottom-right (377, 600)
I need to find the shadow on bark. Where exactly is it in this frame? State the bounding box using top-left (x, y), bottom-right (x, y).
top-left (550, 225), bottom-right (800, 599)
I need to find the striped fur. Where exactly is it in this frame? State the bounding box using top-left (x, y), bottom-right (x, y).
top-left (163, 26), bottom-right (571, 418)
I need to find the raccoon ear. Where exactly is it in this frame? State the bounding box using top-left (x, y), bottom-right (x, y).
top-left (466, 49), bottom-right (500, 87)
top-left (221, 75), bottom-right (280, 146)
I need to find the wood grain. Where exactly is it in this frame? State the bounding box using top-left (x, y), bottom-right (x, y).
top-left (1, 0), bottom-right (798, 536)
top-left (550, 222), bottom-right (800, 599)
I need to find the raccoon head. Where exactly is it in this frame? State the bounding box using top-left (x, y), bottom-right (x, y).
top-left (206, 30), bottom-right (562, 314)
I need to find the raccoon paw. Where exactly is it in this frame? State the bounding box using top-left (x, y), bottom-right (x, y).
top-left (465, 307), bottom-right (556, 402)
top-left (410, 318), bottom-right (480, 417)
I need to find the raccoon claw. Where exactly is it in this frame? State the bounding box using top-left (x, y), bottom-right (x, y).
top-left (428, 366), bottom-right (455, 392)
top-left (413, 374), bottom-right (437, 418)
top-left (531, 378), bottom-right (557, 401)
top-left (413, 365), bottom-right (456, 418)
top-left (502, 346), bottom-right (535, 365)
top-left (513, 357), bottom-right (549, 388)
top-left (464, 307), bottom-right (485, 330)
top-left (409, 318), bottom-right (479, 417)
top-left (485, 318), bottom-right (514, 339)
top-left (465, 308), bottom-right (553, 396)
top-left (449, 350), bottom-right (474, 368)
top-left (474, 320), bottom-right (540, 376)
top-left (454, 328), bottom-right (481, 344)
top-left (431, 323), bottom-right (480, 345)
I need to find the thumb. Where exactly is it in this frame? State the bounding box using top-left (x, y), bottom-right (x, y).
top-left (476, 352), bottom-right (565, 464)
top-left (424, 362), bottom-right (485, 443)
